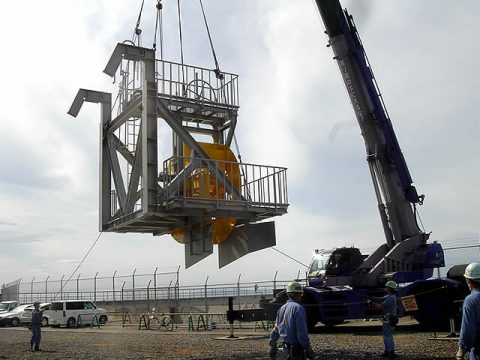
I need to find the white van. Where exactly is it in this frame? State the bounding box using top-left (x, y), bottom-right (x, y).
top-left (46, 300), bottom-right (108, 327)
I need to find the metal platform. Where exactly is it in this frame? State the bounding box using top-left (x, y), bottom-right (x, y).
top-left (69, 43), bottom-right (288, 267)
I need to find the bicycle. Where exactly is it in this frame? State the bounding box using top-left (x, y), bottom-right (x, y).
top-left (147, 308), bottom-right (174, 331)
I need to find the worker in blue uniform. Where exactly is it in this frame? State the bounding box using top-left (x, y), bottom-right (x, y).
top-left (370, 280), bottom-right (398, 359)
top-left (268, 281), bottom-right (315, 360)
top-left (30, 301), bottom-right (43, 351)
top-left (457, 262), bottom-right (480, 360)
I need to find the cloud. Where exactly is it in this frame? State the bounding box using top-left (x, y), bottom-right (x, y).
top-left (0, 218), bottom-right (16, 227)
top-left (0, 0), bottom-right (478, 287)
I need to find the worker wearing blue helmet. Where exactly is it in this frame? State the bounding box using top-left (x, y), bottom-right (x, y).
top-left (457, 262), bottom-right (480, 360)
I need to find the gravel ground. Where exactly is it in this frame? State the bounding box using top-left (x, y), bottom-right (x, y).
top-left (0, 320), bottom-right (459, 360)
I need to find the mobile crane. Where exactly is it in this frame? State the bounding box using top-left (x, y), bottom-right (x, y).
top-left (269, 0), bottom-right (466, 329)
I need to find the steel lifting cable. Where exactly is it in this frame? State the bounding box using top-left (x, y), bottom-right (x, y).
top-left (153, 0), bottom-right (164, 59)
top-left (414, 204), bottom-right (427, 234)
top-left (196, 2), bottom-right (250, 191)
top-left (177, 0), bottom-right (186, 91)
top-left (132, 0), bottom-right (145, 46)
top-left (199, 0), bottom-right (223, 80)
top-left (52, 232), bottom-right (103, 300)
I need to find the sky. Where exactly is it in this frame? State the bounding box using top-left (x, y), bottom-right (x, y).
top-left (0, 0), bottom-right (479, 289)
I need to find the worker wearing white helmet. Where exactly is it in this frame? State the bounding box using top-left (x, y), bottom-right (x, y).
top-left (457, 262), bottom-right (480, 360)
top-left (268, 281), bottom-right (315, 359)
top-left (369, 280), bottom-right (398, 359)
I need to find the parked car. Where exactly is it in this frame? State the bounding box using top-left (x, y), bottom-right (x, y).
top-left (20, 303), bottom-right (50, 327)
top-left (45, 300), bottom-right (108, 327)
top-left (0, 301), bottom-right (19, 314)
top-left (0, 305), bottom-right (30, 327)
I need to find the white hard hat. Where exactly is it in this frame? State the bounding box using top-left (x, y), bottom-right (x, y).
top-left (464, 263), bottom-right (480, 280)
top-left (286, 281), bottom-right (303, 294)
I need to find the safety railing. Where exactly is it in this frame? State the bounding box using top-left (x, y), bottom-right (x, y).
top-left (160, 156), bottom-right (288, 210)
top-left (109, 56), bottom-right (239, 120)
top-left (156, 59), bottom-right (239, 108)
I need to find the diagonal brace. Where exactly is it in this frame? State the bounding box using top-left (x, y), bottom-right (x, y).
top-left (157, 98), bottom-right (243, 201)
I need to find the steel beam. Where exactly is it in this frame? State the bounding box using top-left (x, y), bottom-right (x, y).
top-left (67, 89), bottom-right (112, 231)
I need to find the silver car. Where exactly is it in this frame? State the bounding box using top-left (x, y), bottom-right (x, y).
top-left (0, 305), bottom-right (30, 327)
top-left (20, 303), bottom-right (50, 327)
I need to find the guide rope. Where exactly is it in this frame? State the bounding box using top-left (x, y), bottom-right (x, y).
top-left (271, 247), bottom-right (310, 269)
top-left (52, 232), bottom-right (103, 300)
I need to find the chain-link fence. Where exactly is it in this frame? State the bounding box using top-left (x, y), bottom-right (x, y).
top-left (1, 237), bottom-right (478, 305)
top-left (0, 267), bottom-right (295, 308)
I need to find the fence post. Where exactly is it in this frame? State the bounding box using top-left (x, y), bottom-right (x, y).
top-left (175, 265), bottom-right (180, 304)
top-left (167, 280), bottom-right (172, 306)
top-left (147, 280), bottom-right (151, 311)
top-left (94, 272), bottom-right (98, 303)
top-left (132, 269), bottom-right (136, 301)
top-left (153, 267), bottom-right (158, 302)
top-left (121, 281), bottom-right (126, 327)
top-left (237, 274), bottom-right (241, 310)
top-left (60, 275), bottom-right (65, 300)
top-left (44, 276), bottom-right (49, 303)
top-left (76, 273), bottom-right (81, 299)
top-left (31, 277), bottom-right (35, 303)
top-left (204, 276), bottom-right (209, 313)
top-left (112, 270), bottom-right (117, 304)
top-left (273, 271), bottom-right (278, 291)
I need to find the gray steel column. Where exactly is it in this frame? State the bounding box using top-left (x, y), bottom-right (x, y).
top-left (68, 89), bottom-right (112, 231)
top-left (100, 95), bottom-right (112, 229)
top-left (141, 49), bottom-right (158, 213)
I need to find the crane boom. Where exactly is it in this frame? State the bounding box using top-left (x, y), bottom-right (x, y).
top-left (315, 0), bottom-right (425, 249)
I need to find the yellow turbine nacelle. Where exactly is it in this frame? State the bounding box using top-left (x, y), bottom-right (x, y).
top-left (170, 142), bottom-right (240, 245)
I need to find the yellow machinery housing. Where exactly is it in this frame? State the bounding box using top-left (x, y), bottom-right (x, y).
top-left (171, 142), bottom-right (240, 245)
